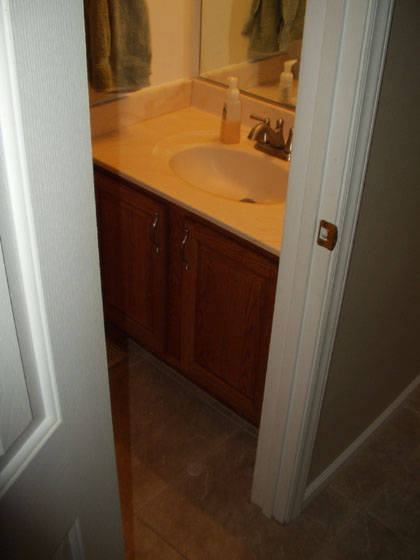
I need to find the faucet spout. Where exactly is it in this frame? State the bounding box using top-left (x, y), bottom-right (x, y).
top-left (247, 115), bottom-right (271, 143)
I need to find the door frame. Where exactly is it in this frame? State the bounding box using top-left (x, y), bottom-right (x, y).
top-left (252, 0), bottom-right (395, 522)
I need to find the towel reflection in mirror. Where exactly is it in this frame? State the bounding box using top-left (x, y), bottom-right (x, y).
top-left (242, 0), bottom-right (306, 55)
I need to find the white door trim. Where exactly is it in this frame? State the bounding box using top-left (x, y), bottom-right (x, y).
top-left (252, 0), bottom-right (395, 522)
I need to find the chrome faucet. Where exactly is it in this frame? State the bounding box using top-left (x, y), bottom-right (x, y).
top-left (247, 114), bottom-right (293, 161)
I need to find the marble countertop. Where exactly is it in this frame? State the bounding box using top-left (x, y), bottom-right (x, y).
top-left (91, 106), bottom-right (287, 256)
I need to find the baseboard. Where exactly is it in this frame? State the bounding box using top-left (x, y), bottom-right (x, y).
top-left (52, 519), bottom-right (85, 560)
top-left (303, 372), bottom-right (420, 506)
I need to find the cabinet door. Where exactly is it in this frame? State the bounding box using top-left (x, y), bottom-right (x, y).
top-left (180, 218), bottom-right (278, 425)
top-left (95, 170), bottom-right (167, 354)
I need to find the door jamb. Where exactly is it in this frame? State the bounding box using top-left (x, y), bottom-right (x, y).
top-left (252, 0), bottom-right (395, 522)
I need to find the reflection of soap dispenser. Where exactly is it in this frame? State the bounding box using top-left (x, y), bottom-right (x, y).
top-left (278, 59), bottom-right (298, 105)
top-left (220, 76), bottom-right (241, 144)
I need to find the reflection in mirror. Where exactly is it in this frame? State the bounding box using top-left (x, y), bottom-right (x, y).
top-left (200, 0), bottom-right (306, 109)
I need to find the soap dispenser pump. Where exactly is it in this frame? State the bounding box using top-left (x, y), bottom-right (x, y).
top-left (278, 59), bottom-right (298, 105)
top-left (220, 76), bottom-right (241, 144)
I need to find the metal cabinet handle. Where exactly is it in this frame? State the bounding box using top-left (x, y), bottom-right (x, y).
top-left (151, 211), bottom-right (160, 254)
top-left (181, 228), bottom-right (190, 271)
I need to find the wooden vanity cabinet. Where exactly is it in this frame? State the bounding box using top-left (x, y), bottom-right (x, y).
top-left (94, 167), bottom-right (278, 425)
top-left (94, 169), bottom-right (168, 355)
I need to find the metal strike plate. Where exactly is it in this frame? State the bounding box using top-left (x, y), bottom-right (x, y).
top-left (317, 220), bottom-right (338, 251)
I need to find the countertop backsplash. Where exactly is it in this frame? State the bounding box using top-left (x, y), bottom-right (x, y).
top-left (90, 78), bottom-right (294, 139)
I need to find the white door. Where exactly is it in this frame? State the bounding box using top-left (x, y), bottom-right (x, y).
top-left (0, 1), bottom-right (124, 558)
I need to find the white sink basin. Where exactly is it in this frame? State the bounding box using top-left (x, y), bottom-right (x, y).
top-left (169, 144), bottom-right (288, 204)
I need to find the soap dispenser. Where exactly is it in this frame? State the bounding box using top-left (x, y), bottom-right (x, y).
top-left (220, 76), bottom-right (241, 144)
top-left (278, 59), bottom-right (298, 105)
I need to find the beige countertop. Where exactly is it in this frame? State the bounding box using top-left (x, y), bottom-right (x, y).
top-left (92, 106), bottom-right (287, 256)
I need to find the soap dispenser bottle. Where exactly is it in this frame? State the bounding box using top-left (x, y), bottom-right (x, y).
top-left (220, 76), bottom-right (241, 144)
top-left (278, 59), bottom-right (298, 105)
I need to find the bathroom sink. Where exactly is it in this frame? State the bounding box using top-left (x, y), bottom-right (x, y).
top-left (169, 144), bottom-right (288, 204)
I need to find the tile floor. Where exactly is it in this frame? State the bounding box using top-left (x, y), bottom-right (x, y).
top-left (107, 336), bottom-right (420, 559)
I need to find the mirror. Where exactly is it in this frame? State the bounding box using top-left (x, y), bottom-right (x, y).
top-left (200, 0), bottom-right (306, 109)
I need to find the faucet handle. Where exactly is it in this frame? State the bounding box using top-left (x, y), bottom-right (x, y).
top-left (250, 113), bottom-right (271, 126)
top-left (284, 127), bottom-right (294, 160)
top-left (274, 118), bottom-right (285, 147)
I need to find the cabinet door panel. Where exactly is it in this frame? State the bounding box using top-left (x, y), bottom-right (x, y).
top-left (182, 219), bottom-right (277, 424)
top-left (193, 245), bottom-right (264, 397)
top-left (95, 171), bottom-right (167, 353)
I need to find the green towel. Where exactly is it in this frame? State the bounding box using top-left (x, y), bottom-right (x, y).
top-left (242, 0), bottom-right (306, 54)
top-left (85, 0), bottom-right (151, 93)
top-left (279, 0), bottom-right (306, 51)
top-left (242, 0), bottom-right (282, 54)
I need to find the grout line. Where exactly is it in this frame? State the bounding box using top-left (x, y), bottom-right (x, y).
top-left (326, 486), bottom-right (364, 513)
top-left (312, 486), bottom-right (363, 544)
top-left (130, 479), bottom-right (172, 515)
top-left (187, 425), bottom-right (243, 467)
top-left (133, 514), bottom-right (190, 560)
top-left (361, 508), bottom-right (419, 547)
top-left (107, 347), bottom-right (147, 371)
top-left (313, 502), bottom-right (364, 557)
top-left (365, 506), bottom-right (420, 548)
top-left (403, 401), bottom-right (420, 418)
top-left (327, 483), bottom-right (370, 511)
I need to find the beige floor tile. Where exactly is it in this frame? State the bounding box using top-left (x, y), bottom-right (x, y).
top-left (109, 339), bottom-right (420, 559)
top-left (329, 447), bottom-right (394, 508)
top-left (322, 512), bottom-right (419, 559)
top-left (139, 348), bottom-right (259, 437)
top-left (115, 439), bottom-right (169, 511)
top-left (330, 407), bottom-right (420, 507)
top-left (140, 493), bottom-right (257, 560)
top-left (110, 356), bottom-right (239, 511)
top-left (138, 431), bottom-right (324, 559)
top-left (366, 456), bottom-right (420, 546)
top-left (112, 357), bottom-right (237, 439)
top-left (123, 516), bottom-right (185, 560)
top-left (293, 487), bottom-right (359, 543)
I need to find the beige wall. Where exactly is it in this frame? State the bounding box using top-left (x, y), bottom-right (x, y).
top-left (200, 0), bottom-right (252, 73)
top-left (308, 0), bottom-right (420, 482)
top-left (148, 0), bottom-right (199, 85)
